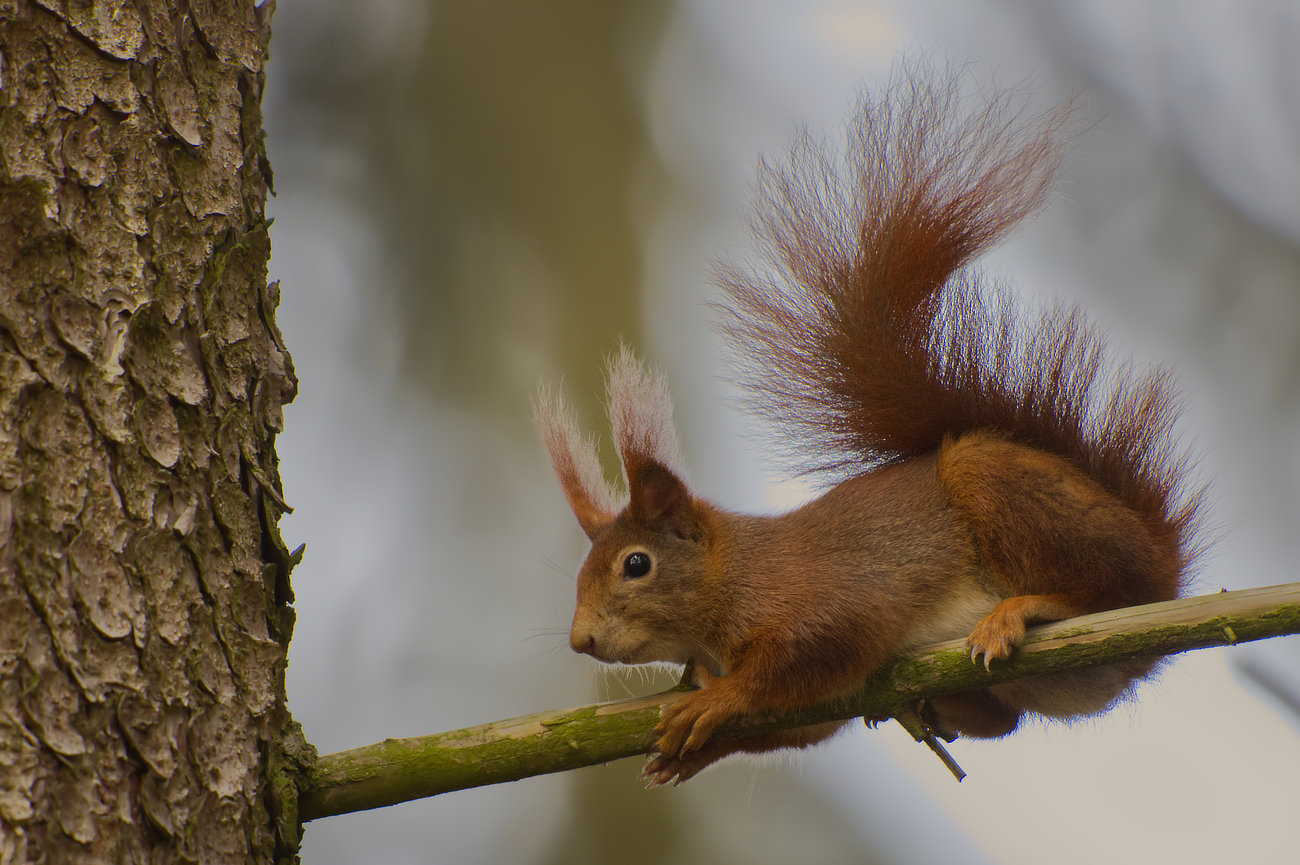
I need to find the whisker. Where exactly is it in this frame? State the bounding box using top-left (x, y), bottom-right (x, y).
top-left (538, 556), bottom-right (577, 586)
top-left (516, 630), bottom-right (569, 644)
top-left (680, 636), bottom-right (725, 676)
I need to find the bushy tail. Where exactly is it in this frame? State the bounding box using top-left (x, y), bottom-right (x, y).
top-left (717, 66), bottom-right (1200, 555)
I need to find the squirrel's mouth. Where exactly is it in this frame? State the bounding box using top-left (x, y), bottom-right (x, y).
top-left (609, 638), bottom-right (721, 674)
top-left (598, 641), bottom-right (653, 666)
top-left (569, 628), bottom-right (651, 666)
top-left (596, 637), bottom-right (680, 668)
top-left (573, 624), bottom-right (720, 671)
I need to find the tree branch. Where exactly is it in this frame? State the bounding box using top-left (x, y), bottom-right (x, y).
top-left (298, 583), bottom-right (1300, 821)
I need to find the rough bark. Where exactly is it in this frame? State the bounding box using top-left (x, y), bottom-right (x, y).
top-left (0, 1), bottom-right (305, 862)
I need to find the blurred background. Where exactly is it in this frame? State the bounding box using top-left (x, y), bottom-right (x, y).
top-left (264, 1), bottom-right (1300, 862)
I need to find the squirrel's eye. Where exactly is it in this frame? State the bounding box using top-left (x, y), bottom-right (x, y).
top-left (622, 551), bottom-right (652, 579)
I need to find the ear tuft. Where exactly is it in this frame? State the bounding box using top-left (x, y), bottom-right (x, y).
top-left (606, 345), bottom-right (687, 488)
top-left (534, 382), bottom-right (619, 539)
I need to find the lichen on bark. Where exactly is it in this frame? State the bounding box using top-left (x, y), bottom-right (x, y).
top-left (0, 1), bottom-right (301, 862)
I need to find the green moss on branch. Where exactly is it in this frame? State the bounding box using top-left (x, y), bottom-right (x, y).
top-left (299, 582), bottom-right (1300, 821)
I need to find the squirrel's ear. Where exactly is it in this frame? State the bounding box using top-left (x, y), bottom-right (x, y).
top-left (606, 347), bottom-right (699, 537)
top-left (606, 345), bottom-right (687, 481)
top-left (534, 384), bottom-right (618, 539)
top-left (537, 348), bottom-right (691, 539)
top-left (629, 462), bottom-right (702, 540)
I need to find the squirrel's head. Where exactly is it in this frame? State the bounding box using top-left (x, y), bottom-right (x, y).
top-left (535, 348), bottom-right (720, 673)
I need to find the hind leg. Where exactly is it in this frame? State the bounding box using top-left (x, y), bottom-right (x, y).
top-left (922, 690), bottom-right (1022, 740)
top-left (939, 432), bottom-right (1178, 666)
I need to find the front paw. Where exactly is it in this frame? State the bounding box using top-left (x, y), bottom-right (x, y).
top-left (964, 613), bottom-right (1024, 671)
top-left (652, 691), bottom-right (732, 759)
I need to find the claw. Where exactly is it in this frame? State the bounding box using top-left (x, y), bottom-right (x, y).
top-left (642, 752), bottom-right (670, 786)
top-left (966, 639), bottom-right (1003, 673)
top-left (652, 715), bottom-right (688, 759)
top-left (642, 749), bottom-right (704, 787)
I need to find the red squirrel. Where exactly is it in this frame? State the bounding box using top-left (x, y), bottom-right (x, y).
top-left (535, 69), bottom-right (1201, 786)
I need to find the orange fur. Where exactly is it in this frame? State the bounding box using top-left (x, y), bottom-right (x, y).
top-left (537, 64), bottom-right (1201, 785)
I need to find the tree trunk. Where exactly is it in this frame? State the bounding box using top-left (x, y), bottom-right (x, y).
top-left (0, 1), bottom-right (303, 862)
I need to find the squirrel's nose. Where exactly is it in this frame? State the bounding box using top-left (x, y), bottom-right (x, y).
top-left (570, 631), bottom-right (595, 655)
